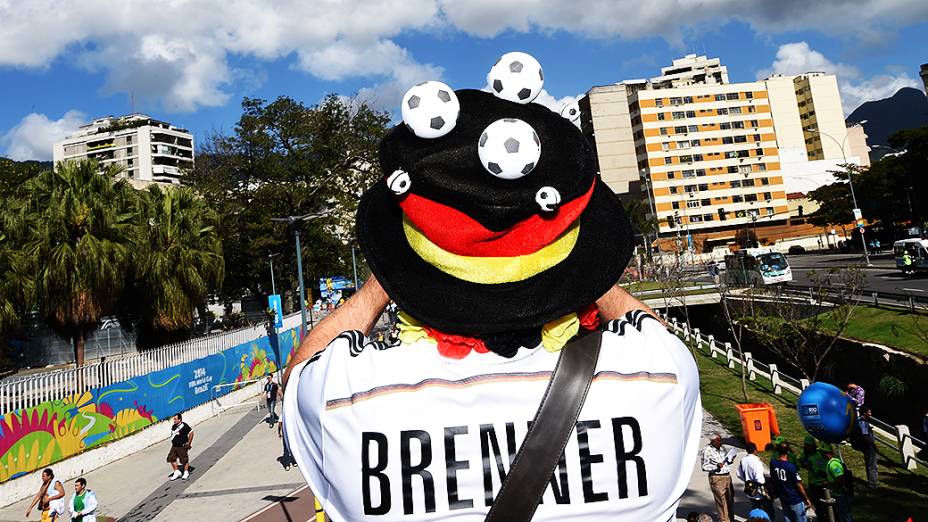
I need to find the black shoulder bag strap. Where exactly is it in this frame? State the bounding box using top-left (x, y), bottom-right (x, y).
top-left (485, 330), bottom-right (603, 522)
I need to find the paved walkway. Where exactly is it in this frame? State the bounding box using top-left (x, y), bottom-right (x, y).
top-left (1, 401), bottom-right (772, 522)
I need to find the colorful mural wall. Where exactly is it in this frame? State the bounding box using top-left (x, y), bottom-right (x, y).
top-left (0, 326), bottom-right (301, 483)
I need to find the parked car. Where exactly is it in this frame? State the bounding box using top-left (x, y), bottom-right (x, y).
top-left (788, 245), bottom-right (806, 255)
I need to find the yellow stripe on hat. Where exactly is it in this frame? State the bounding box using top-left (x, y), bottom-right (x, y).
top-left (403, 215), bottom-right (580, 284)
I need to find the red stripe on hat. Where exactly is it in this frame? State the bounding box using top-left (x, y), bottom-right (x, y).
top-left (398, 180), bottom-right (595, 257)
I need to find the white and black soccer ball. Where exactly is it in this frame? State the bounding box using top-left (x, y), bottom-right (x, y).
top-left (477, 118), bottom-right (541, 180)
top-left (487, 52), bottom-right (544, 104)
top-left (560, 101), bottom-right (580, 122)
top-left (401, 81), bottom-right (460, 139)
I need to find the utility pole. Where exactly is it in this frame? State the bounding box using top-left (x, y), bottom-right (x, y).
top-left (271, 210), bottom-right (331, 337)
top-left (268, 252), bottom-right (280, 295)
top-left (351, 246), bottom-right (359, 292)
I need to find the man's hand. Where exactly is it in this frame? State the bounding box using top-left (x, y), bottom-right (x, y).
top-left (283, 276), bottom-right (389, 388)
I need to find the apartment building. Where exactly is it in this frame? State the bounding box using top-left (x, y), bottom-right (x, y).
top-left (629, 81), bottom-right (789, 243)
top-left (580, 55), bottom-right (862, 250)
top-left (53, 114), bottom-right (194, 185)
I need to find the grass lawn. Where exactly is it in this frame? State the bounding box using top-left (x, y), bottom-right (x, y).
top-left (836, 306), bottom-right (928, 359)
top-left (693, 339), bottom-right (928, 521)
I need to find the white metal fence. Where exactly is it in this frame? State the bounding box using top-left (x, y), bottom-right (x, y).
top-left (660, 311), bottom-right (927, 471)
top-left (0, 312), bottom-right (308, 416)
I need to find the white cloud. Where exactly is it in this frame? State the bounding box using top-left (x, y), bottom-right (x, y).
top-left (1, 110), bottom-right (86, 161)
top-left (0, 1), bottom-right (926, 113)
top-left (757, 41), bottom-right (920, 114)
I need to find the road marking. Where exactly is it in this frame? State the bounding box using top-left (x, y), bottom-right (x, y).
top-left (902, 288), bottom-right (925, 292)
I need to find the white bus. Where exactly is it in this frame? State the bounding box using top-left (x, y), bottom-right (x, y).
top-left (724, 249), bottom-right (793, 286)
top-left (893, 238), bottom-right (928, 275)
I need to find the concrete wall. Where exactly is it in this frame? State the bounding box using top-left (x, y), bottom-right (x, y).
top-left (0, 379), bottom-right (266, 506)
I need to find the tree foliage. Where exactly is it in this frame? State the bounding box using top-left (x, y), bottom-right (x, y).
top-left (186, 95), bottom-right (390, 305)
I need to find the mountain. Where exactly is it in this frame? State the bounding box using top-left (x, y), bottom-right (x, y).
top-left (846, 87), bottom-right (928, 160)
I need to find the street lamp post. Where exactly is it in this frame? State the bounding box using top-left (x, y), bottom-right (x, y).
top-left (271, 210), bottom-right (330, 337)
top-left (803, 123), bottom-right (871, 266)
top-left (351, 246), bottom-right (359, 293)
top-left (640, 168), bottom-right (658, 258)
top-left (267, 252), bottom-right (280, 295)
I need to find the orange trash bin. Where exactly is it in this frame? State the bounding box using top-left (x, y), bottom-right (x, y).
top-left (735, 403), bottom-right (780, 451)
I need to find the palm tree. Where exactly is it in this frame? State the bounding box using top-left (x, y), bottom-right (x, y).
top-left (0, 209), bottom-right (34, 345)
top-left (128, 185), bottom-right (224, 344)
top-left (21, 160), bottom-right (135, 367)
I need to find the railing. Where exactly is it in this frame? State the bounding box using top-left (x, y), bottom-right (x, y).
top-left (0, 311), bottom-right (310, 416)
top-left (661, 311), bottom-right (927, 471)
top-left (780, 283), bottom-right (928, 311)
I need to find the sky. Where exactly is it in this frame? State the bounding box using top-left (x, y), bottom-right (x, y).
top-left (1, 0), bottom-right (927, 162)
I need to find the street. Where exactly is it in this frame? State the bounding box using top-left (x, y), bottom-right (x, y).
top-left (786, 252), bottom-right (928, 295)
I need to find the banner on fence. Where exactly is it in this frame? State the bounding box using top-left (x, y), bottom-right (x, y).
top-left (0, 327), bottom-right (301, 483)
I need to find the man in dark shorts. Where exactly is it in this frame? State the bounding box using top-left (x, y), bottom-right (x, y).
top-left (167, 413), bottom-right (194, 481)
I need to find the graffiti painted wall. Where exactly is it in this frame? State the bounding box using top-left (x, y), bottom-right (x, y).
top-left (0, 327), bottom-right (301, 482)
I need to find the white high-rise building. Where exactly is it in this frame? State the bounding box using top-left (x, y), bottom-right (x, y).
top-left (53, 114), bottom-right (194, 185)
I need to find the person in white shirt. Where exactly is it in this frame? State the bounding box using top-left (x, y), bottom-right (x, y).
top-left (283, 57), bottom-right (702, 521)
top-left (737, 442), bottom-right (774, 519)
top-left (68, 478), bottom-right (98, 522)
top-left (702, 433), bottom-right (735, 522)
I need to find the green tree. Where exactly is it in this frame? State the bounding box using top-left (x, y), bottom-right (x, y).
top-left (187, 95), bottom-right (389, 304)
top-left (122, 186), bottom-right (224, 347)
top-left (20, 160), bottom-right (135, 366)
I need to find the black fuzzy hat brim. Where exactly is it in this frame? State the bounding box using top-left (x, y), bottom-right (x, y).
top-left (356, 177), bottom-right (633, 336)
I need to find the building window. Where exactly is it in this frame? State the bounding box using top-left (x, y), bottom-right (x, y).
top-left (737, 150), bottom-right (750, 158)
top-left (761, 177), bottom-right (769, 185)
top-left (655, 99), bottom-right (664, 107)
top-left (688, 125), bottom-right (698, 133)
top-left (680, 155), bottom-right (693, 163)
top-left (685, 185), bottom-right (698, 193)
top-left (742, 177), bottom-right (755, 186)
top-left (660, 127), bottom-right (669, 135)
top-left (685, 111), bottom-right (696, 118)
top-left (126, 135), bottom-right (133, 144)
top-left (717, 107), bottom-right (728, 115)
top-left (749, 120), bottom-right (759, 127)
top-left (748, 106), bottom-right (756, 113)
top-left (734, 135), bottom-right (747, 143)
top-left (670, 97), bottom-right (683, 105)
top-left (731, 180), bottom-right (741, 188)
top-left (766, 207), bottom-right (774, 215)
top-left (726, 92), bottom-right (740, 100)
top-left (715, 94), bottom-right (726, 102)
top-left (728, 166), bottom-right (739, 173)
top-left (696, 169), bottom-right (706, 177)
top-left (670, 186), bottom-right (678, 194)
top-left (675, 126), bottom-right (687, 133)
top-left (745, 194), bottom-right (758, 202)
top-left (127, 158), bottom-right (134, 167)
top-left (698, 183), bottom-right (708, 191)
top-left (693, 154), bottom-right (703, 162)
top-left (682, 169), bottom-right (695, 178)
top-left (665, 157), bottom-right (674, 165)
top-left (672, 111), bottom-right (685, 119)
top-left (662, 142), bottom-right (670, 151)
top-left (701, 198), bottom-right (711, 206)
top-left (672, 201), bottom-right (679, 209)
top-left (690, 215), bottom-right (703, 223)
top-left (683, 96), bottom-right (694, 104)
top-left (754, 134), bottom-right (761, 142)
top-left (703, 214), bottom-right (715, 221)
top-left (722, 136), bottom-right (734, 145)
top-left (740, 165), bottom-right (752, 175)
top-left (687, 200), bottom-right (701, 208)
top-left (730, 107), bottom-right (742, 115)
top-left (658, 112), bottom-right (666, 120)
top-left (763, 192), bottom-right (772, 200)
top-left (758, 163), bottom-right (767, 171)
top-left (720, 122), bottom-right (731, 130)
top-left (677, 140), bottom-right (689, 149)
top-left (667, 171), bottom-right (676, 179)
top-left (691, 139), bottom-right (701, 146)
top-left (746, 92), bottom-right (754, 99)
top-left (732, 195), bottom-right (743, 203)
top-left (718, 208), bottom-right (727, 220)
top-left (732, 121), bottom-right (745, 129)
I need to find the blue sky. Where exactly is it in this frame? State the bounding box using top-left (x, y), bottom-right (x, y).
top-left (1, 1), bottom-right (926, 161)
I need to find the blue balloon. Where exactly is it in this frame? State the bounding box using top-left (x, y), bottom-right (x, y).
top-left (797, 382), bottom-right (857, 443)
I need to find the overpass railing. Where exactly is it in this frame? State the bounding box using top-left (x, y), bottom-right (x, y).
top-left (661, 311), bottom-right (926, 471)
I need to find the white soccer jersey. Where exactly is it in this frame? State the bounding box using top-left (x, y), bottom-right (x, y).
top-left (284, 310), bottom-right (702, 521)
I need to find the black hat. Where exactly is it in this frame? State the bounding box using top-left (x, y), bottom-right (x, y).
top-left (356, 75), bottom-right (633, 342)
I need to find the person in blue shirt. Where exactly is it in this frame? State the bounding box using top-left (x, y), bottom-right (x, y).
top-left (770, 442), bottom-right (813, 522)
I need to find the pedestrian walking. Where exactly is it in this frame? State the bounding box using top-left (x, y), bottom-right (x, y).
top-left (167, 413), bottom-right (194, 481)
top-left (702, 432), bottom-right (735, 522)
top-left (264, 374), bottom-right (279, 424)
top-left (846, 382), bottom-right (865, 409)
top-left (277, 417), bottom-right (296, 471)
top-left (799, 435), bottom-right (828, 515)
top-left (822, 443), bottom-right (853, 522)
top-left (67, 478), bottom-right (98, 522)
top-left (857, 406), bottom-right (879, 488)
top-left (769, 442), bottom-right (813, 522)
top-left (26, 468), bottom-right (66, 521)
top-left (737, 442), bottom-right (774, 519)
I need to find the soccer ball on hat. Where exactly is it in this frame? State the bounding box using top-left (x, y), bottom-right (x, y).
top-left (478, 118), bottom-right (541, 180)
top-left (401, 81), bottom-right (460, 139)
top-left (560, 101), bottom-right (581, 122)
top-left (487, 52), bottom-right (544, 104)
